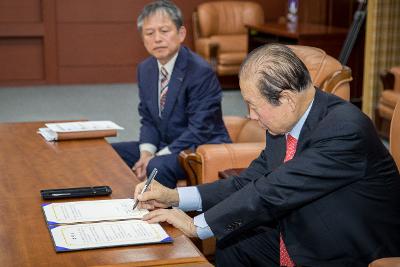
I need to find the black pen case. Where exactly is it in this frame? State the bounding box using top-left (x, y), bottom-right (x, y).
top-left (40, 186), bottom-right (112, 200)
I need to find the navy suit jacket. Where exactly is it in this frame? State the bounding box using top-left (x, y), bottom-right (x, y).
top-left (198, 89), bottom-right (400, 266)
top-left (137, 46), bottom-right (231, 153)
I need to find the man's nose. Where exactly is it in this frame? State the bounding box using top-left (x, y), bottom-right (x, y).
top-left (154, 31), bottom-right (162, 42)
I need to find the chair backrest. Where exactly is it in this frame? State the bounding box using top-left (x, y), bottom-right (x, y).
top-left (196, 1), bottom-right (264, 37)
top-left (288, 45), bottom-right (352, 100)
top-left (390, 99), bottom-right (400, 170)
top-left (223, 116), bottom-right (266, 143)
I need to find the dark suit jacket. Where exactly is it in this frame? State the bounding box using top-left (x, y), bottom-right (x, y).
top-left (198, 89), bottom-right (400, 266)
top-left (137, 46), bottom-right (231, 153)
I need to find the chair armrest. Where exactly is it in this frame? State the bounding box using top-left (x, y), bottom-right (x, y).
top-left (369, 257), bottom-right (400, 267)
top-left (322, 66), bottom-right (352, 101)
top-left (196, 142), bottom-right (264, 184)
top-left (179, 149), bottom-right (201, 186)
top-left (192, 9), bottom-right (219, 72)
top-left (193, 38), bottom-right (219, 73)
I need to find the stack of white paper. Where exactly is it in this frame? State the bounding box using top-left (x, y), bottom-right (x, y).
top-left (38, 120), bottom-right (124, 141)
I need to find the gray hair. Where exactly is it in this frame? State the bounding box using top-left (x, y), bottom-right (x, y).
top-left (137, 0), bottom-right (183, 32)
top-left (239, 43), bottom-right (312, 106)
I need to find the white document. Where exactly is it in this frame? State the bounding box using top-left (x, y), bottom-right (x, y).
top-left (38, 127), bottom-right (57, 141)
top-left (43, 199), bottom-right (149, 225)
top-left (49, 220), bottom-right (172, 252)
top-left (45, 121), bottom-right (124, 133)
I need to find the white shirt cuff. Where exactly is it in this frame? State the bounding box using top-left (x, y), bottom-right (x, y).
top-left (156, 146), bottom-right (171, 156)
top-left (139, 143), bottom-right (157, 155)
top-left (177, 186), bottom-right (202, 211)
top-left (194, 213), bottom-right (214, 240)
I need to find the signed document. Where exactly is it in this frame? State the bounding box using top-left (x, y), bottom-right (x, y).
top-left (49, 220), bottom-right (171, 252)
top-left (42, 199), bottom-right (172, 252)
top-left (42, 199), bottom-right (148, 224)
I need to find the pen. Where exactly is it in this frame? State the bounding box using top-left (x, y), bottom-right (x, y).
top-left (132, 168), bottom-right (158, 210)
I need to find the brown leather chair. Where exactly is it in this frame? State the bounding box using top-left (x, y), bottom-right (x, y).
top-left (368, 99), bottom-right (400, 267)
top-left (181, 116), bottom-right (266, 186)
top-left (192, 1), bottom-right (264, 77)
top-left (179, 45), bottom-right (352, 259)
top-left (391, 100), bottom-right (400, 169)
top-left (375, 67), bottom-right (400, 139)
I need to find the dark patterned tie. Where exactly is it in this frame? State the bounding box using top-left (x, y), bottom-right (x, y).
top-left (159, 66), bottom-right (169, 115)
top-left (280, 134), bottom-right (297, 267)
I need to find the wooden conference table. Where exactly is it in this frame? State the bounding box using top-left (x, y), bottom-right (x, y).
top-left (0, 122), bottom-right (211, 267)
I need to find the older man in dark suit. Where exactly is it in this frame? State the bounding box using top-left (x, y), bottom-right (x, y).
top-left (112, 1), bottom-right (230, 188)
top-left (134, 43), bottom-right (400, 266)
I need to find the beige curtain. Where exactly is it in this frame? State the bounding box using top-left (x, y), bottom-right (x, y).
top-left (362, 0), bottom-right (400, 117)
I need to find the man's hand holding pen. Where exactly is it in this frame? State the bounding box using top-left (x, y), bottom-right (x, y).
top-left (134, 179), bottom-right (179, 209)
top-left (133, 175), bottom-right (198, 238)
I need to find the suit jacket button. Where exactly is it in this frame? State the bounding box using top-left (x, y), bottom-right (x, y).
top-left (225, 224), bottom-right (233, 231)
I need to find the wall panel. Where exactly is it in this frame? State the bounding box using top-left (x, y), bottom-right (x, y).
top-left (56, 0), bottom-right (140, 22)
top-left (0, 38), bottom-right (43, 81)
top-left (58, 24), bottom-right (137, 66)
top-left (0, 0), bottom-right (42, 22)
top-left (0, 0), bottom-right (46, 85)
top-left (59, 66), bottom-right (135, 84)
top-left (0, 0), bottom-right (286, 85)
top-left (56, 0), bottom-right (140, 84)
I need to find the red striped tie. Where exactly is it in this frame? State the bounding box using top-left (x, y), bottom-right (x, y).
top-left (159, 66), bottom-right (169, 114)
top-left (280, 134), bottom-right (297, 267)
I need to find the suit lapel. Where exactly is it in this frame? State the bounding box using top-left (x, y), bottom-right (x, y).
top-left (160, 47), bottom-right (187, 124)
top-left (297, 88), bottom-right (327, 152)
top-left (146, 59), bottom-right (161, 123)
top-left (267, 133), bottom-right (286, 169)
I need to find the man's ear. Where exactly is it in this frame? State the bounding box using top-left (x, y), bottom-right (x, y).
top-left (178, 26), bottom-right (186, 42)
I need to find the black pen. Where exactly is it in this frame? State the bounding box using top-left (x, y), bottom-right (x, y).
top-left (132, 168), bottom-right (158, 210)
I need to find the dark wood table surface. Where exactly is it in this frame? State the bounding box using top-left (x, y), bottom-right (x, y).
top-left (246, 22), bottom-right (348, 58)
top-left (247, 22), bottom-right (348, 39)
top-left (0, 122), bottom-right (211, 267)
